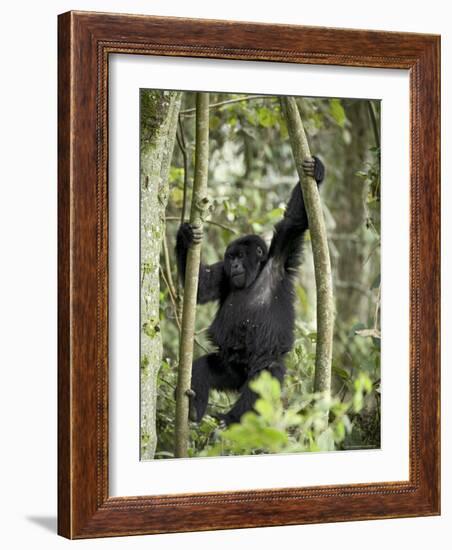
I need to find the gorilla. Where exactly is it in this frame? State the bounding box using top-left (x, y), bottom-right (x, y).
top-left (176, 156), bottom-right (325, 425)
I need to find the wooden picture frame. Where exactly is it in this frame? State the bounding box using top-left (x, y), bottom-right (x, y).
top-left (58, 10), bottom-right (440, 539)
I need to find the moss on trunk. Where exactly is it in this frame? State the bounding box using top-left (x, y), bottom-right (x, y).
top-left (140, 90), bottom-right (182, 459)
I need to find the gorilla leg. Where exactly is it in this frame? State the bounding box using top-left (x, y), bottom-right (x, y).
top-left (189, 353), bottom-right (245, 422)
top-left (218, 362), bottom-right (285, 426)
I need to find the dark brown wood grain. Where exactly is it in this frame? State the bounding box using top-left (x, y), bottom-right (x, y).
top-left (58, 10), bottom-right (440, 539)
top-left (57, 10), bottom-right (71, 539)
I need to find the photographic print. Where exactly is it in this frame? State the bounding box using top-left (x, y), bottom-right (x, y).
top-left (58, 12), bottom-right (440, 537)
top-left (140, 90), bottom-right (381, 460)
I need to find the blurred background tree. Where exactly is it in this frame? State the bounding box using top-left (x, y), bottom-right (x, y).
top-left (141, 91), bottom-right (381, 459)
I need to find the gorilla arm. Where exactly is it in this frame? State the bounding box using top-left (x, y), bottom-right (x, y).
top-left (176, 222), bottom-right (227, 304)
top-left (268, 156), bottom-right (324, 272)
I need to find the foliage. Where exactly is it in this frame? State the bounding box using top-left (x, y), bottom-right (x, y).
top-left (201, 371), bottom-right (357, 456)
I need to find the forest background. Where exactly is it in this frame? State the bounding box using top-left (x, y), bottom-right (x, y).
top-left (140, 91), bottom-right (381, 460)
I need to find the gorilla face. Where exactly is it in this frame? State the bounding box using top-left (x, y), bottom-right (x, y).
top-left (224, 235), bottom-right (268, 289)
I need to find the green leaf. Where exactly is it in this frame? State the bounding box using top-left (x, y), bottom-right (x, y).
top-left (266, 207), bottom-right (284, 220)
top-left (169, 166), bottom-right (184, 185)
top-left (209, 115), bottom-right (221, 130)
top-left (250, 371), bottom-right (281, 401)
top-left (254, 398), bottom-right (273, 421)
top-left (279, 118), bottom-right (288, 139)
top-left (334, 422), bottom-right (345, 441)
top-left (257, 107), bottom-right (275, 128)
top-left (170, 186), bottom-right (184, 206)
top-left (333, 366), bottom-right (350, 381)
top-left (260, 427), bottom-right (288, 449)
top-left (295, 285), bottom-right (308, 311)
top-left (329, 99), bottom-right (346, 127)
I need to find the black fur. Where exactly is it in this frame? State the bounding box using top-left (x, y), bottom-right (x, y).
top-left (175, 157), bottom-right (325, 425)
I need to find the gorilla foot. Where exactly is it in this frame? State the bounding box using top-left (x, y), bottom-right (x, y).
top-left (214, 412), bottom-right (237, 428)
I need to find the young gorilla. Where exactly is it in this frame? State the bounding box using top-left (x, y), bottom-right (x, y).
top-left (176, 157), bottom-right (325, 426)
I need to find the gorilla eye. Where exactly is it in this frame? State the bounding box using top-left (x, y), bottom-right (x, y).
top-left (256, 246), bottom-right (263, 257)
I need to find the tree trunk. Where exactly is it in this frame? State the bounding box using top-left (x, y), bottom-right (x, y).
top-left (175, 93), bottom-right (210, 458)
top-left (331, 101), bottom-right (371, 324)
top-left (281, 96), bottom-right (334, 397)
top-left (140, 90), bottom-right (182, 460)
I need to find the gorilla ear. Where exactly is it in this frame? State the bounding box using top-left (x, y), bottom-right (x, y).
top-left (256, 246), bottom-right (263, 257)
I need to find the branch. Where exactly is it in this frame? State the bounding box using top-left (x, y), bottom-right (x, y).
top-left (160, 267), bottom-right (181, 332)
top-left (174, 92), bottom-right (210, 458)
top-left (176, 115), bottom-right (190, 222)
top-left (179, 95), bottom-right (272, 116)
top-left (281, 97), bottom-right (334, 401)
top-left (367, 101), bottom-right (380, 149)
top-left (194, 337), bottom-right (211, 355)
top-left (374, 283), bottom-right (381, 331)
top-left (165, 216), bottom-right (238, 234)
top-left (162, 232), bottom-right (177, 299)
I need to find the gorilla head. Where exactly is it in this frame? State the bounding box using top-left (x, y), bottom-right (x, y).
top-left (223, 235), bottom-right (268, 289)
